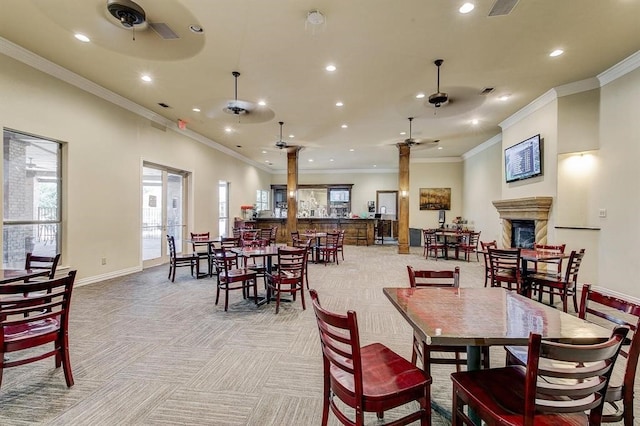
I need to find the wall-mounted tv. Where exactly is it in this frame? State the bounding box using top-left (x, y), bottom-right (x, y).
top-left (505, 134), bottom-right (543, 183)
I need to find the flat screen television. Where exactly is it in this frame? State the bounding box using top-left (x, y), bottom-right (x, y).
top-left (505, 134), bottom-right (543, 183)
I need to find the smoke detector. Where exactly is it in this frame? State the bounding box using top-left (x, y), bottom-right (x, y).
top-left (107, 0), bottom-right (146, 29)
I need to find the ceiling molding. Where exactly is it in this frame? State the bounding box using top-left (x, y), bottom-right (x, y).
top-left (499, 89), bottom-right (557, 131)
top-left (598, 49), bottom-right (640, 87)
top-left (462, 133), bottom-right (502, 160)
top-left (0, 36), bottom-right (270, 173)
top-left (553, 77), bottom-right (600, 98)
top-left (271, 168), bottom-right (399, 175)
top-left (410, 157), bottom-right (462, 163)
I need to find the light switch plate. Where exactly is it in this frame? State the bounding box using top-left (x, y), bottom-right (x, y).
top-left (599, 209), bottom-right (607, 218)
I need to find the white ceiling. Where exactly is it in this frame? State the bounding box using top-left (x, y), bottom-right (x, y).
top-left (1, 0), bottom-right (639, 172)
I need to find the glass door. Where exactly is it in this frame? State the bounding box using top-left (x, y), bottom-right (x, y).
top-left (142, 164), bottom-right (187, 267)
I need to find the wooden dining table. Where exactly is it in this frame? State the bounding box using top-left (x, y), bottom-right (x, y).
top-left (231, 245), bottom-right (290, 306)
top-left (302, 231), bottom-right (327, 263)
top-left (383, 286), bottom-right (610, 421)
top-left (0, 269), bottom-right (50, 284)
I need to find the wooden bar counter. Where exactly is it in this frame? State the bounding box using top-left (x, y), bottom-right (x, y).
top-left (254, 218), bottom-right (375, 245)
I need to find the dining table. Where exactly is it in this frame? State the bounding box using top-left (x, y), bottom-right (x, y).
top-left (0, 269), bottom-right (51, 284)
top-left (184, 237), bottom-right (221, 278)
top-left (383, 286), bottom-right (611, 421)
top-left (231, 244), bottom-right (289, 306)
top-left (302, 231), bottom-right (327, 263)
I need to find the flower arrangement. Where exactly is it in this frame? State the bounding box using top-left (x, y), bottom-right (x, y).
top-left (240, 205), bottom-right (254, 211)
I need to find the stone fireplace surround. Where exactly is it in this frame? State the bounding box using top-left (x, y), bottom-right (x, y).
top-left (492, 197), bottom-right (553, 248)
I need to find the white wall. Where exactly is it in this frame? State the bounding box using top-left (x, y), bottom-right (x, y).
top-left (0, 53), bottom-right (271, 283)
top-left (410, 160), bottom-right (463, 230)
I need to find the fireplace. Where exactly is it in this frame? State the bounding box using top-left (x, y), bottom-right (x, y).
top-left (492, 197), bottom-right (552, 248)
top-left (511, 220), bottom-right (535, 248)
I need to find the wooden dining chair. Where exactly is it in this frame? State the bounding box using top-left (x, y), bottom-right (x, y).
top-left (24, 253), bottom-right (61, 280)
top-left (406, 266), bottom-right (490, 375)
top-left (458, 231), bottom-right (481, 262)
top-left (310, 289), bottom-right (432, 426)
top-left (266, 247), bottom-right (307, 314)
top-left (488, 247), bottom-right (522, 293)
top-left (292, 236), bottom-right (312, 288)
top-left (506, 284), bottom-right (640, 425)
top-left (0, 270), bottom-right (77, 389)
top-left (211, 247), bottom-right (257, 311)
top-left (423, 230), bottom-right (446, 260)
top-left (167, 235), bottom-right (199, 282)
top-left (479, 240), bottom-right (497, 287)
top-left (532, 243), bottom-right (566, 275)
top-left (528, 249), bottom-right (585, 312)
top-left (190, 232), bottom-right (211, 278)
top-left (268, 225), bottom-right (278, 246)
top-left (319, 231), bottom-right (340, 266)
top-left (452, 327), bottom-right (628, 426)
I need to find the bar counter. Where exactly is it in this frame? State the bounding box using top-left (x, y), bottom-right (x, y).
top-left (254, 218), bottom-right (375, 245)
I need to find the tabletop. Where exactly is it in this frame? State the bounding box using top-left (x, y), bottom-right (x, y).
top-left (0, 269), bottom-right (50, 284)
top-left (520, 248), bottom-right (569, 262)
top-left (383, 287), bottom-right (610, 347)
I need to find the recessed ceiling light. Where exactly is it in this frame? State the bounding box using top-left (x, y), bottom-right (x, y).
top-left (416, 93), bottom-right (425, 99)
top-left (326, 64), bottom-right (337, 72)
top-left (258, 100), bottom-right (267, 106)
top-left (341, 124), bottom-right (348, 129)
top-left (471, 119), bottom-right (479, 125)
top-left (349, 148), bottom-right (355, 152)
top-left (549, 49), bottom-right (564, 57)
top-left (308, 159), bottom-right (314, 162)
top-left (438, 146), bottom-right (443, 150)
top-left (264, 160), bottom-right (269, 163)
top-left (141, 75), bottom-right (152, 82)
top-left (261, 150), bottom-right (267, 154)
top-left (192, 107), bottom-right (201, 112)
top-left (330, 158), bottom-right (334, 162)
top-left (225, 127), bottom-right (232, 133)
top-left (373, 165), bottom-right (377, 168)
top-left (498, 95), bottom-right (511, 101)
top-left (74, 33), bottom-right (90, 43)
top-left (288, 134), bottom-right (295, 138)
top-left (189, 25), bottom-right (204, 33)
top-left (459, 3), bottom-right (475, 13)
top-left (400, 132), bottom-right (406, 136)
top-left (335, 101), bottom-right (344, 107)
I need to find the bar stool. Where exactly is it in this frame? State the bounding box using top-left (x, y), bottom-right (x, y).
top-left (355, 226), bottom-right (368, 246)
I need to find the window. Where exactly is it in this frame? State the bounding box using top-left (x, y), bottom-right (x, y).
top-left (3, 129), bottom-right (62, 267)
top-left (256, 189), bottom-right (268, 212)
top-left (219, 181), bottom-right (229, 237)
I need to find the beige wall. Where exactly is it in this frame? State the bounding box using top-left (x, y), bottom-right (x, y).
top-left (0, 54), bottom-right (271, 283)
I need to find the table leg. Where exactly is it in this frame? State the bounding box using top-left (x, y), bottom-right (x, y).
top-left (466, 346), bottom-right (482, 424)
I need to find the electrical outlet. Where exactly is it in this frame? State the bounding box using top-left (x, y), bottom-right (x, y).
top-left (599, 209), bottom-right (607, 218)
top-left (101, 257), bottom-right (107, 265)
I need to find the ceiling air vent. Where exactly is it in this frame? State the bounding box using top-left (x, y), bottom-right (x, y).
top-left (488, 0), bottom-right (519, 16)
top-left (480, 87), bottom-right (495, 95)
top-left (158, 102), bottom-right (171, 108)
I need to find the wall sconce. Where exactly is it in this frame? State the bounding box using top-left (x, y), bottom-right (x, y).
top-left (401, 190), bottom-right (408, 198)
top-left (289, 190), bottom-right (296, 199)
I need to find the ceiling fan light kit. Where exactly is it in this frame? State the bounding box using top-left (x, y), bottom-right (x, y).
top-left (107, 0), bottom-right (146, 29)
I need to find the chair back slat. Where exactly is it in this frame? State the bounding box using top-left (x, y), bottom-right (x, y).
top-left (407, 266), bottom-right (459, 288)
top-left (488, 247), bottom-right (522, 291)
top-left (526, 327), bottom-right (628, 418)
top-left (24, 253), bottom-right (61, 280)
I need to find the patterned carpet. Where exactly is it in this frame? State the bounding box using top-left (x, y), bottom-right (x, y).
top-left (0, 245), bottom-right (630, 425)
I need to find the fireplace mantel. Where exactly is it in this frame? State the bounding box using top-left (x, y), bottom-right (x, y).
top-left (492, 197), bottom-right (553, 248)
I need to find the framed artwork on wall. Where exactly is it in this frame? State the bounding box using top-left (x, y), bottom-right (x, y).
top-left (419, 188), bottom-right (451, 210)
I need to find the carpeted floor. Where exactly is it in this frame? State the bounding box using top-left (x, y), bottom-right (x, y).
top-left (0, 245), bottom-right (632, 425)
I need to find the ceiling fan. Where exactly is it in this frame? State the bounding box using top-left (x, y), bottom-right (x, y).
top-left (399, 117), bottom-right (440, 149)
top-left (428, 59), bottom-right (449, 108)
top-left (223, 71), bottom-right (262, 118)
top-left (275, 121), bottom-right (288, 149)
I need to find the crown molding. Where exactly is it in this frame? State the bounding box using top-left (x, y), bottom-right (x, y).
top-left (410, 157), bottom-right (462, 163)
top-left (462, 133), bottom-right (502, 160)
top-left (598, 49), bottom-right (640, 87)
top-left (499, 89), bottom-right (557, 131)
top-left (0, 37), bottom-right (270, 173)
top-left (271, 167), bottom-right (398, 175)
top-left (553, 77), bottom-right (600, 98)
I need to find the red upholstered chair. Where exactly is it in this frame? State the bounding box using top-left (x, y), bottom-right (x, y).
top-left (423, 230), bottom-right (446, 260)
top-left (0, 270), bottom-right (77, 388)
top-left (310, 289), bottom-right (432, 426)
top-left (167, 235), bottom-right (199, 282)
top-left (211, 247), bottom-right (257, 311)
top-left (528, 249), bottom-right (585, 312)
top-left (458, 231), bottom-right (481, 262)
top-left (407, 266), bottom-right (489, 375)
top-left (506, 284), bottom-right (640, 425)
top-left (488, 247), bottom-right (522, 293)
top-left (479, 240), bottom-right (497, 287)
top-left (452, 327), bottom-right (628, 426)
top-left (266, 247), bottom-right (307, 314)
top-left (319, 231), bottom-right (340, 266)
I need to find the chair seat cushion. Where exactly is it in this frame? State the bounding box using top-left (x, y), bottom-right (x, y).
top-left (330, 342), bottom-right (430, 405)
top-left (5, 317), bottom-right (60, 341)
top-left (451, 366), bottom-right (589, 425)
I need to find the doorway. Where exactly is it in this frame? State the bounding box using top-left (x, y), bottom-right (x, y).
top-left (142, 163), bottom-right (189, 268)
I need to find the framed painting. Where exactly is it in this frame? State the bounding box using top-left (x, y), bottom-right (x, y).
top-left (419, 188), bottom-right (451, 210)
